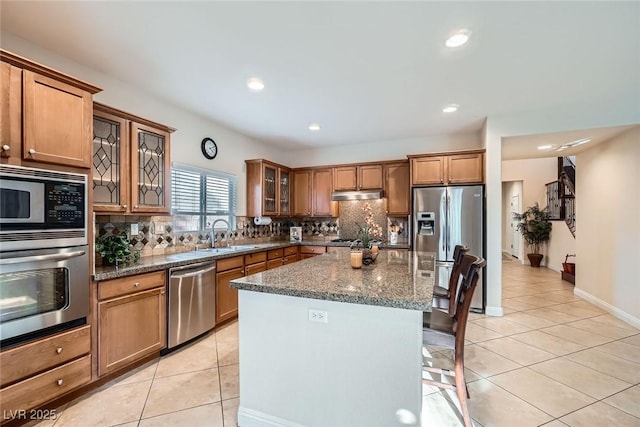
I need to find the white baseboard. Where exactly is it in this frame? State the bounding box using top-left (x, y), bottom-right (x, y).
top-left (238, 406), bottom-right (305, 427)
top-left (573, 288), bottom-right (640, 329)
top-left (485, 306), bottom-right (504, 317)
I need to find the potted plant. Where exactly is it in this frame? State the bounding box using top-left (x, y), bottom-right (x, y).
top-left (515, 203), bottom-right (552, 267)
top-left (95, 231), bottom-right (140, 267)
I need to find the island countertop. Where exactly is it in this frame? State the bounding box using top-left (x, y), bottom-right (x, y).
top-left (230, 247), bottom-right (436, 310)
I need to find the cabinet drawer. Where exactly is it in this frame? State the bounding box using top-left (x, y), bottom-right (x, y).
top-left (244, 251), bottom-right (267, 265)
top-left (216, 255), bottom-right (244, 272)
top-left (300, 245), bottom-right (326, 255)
top-left (245, 261), bottom-right (266, 276)
top-left (284, 246), bottom-right (298, 256)
top-left (267, 249), bottom-right (283, 260)
top-left (98, 270), bottom-right (165, 300)
top-left (0, 325), bottom-right (90, 387)
top-left (267, 259), bottom-right (283, 270)
top-left (283, 254), bottom-right (298, 265)
top-left (0, 355), bottom-right (91, 414)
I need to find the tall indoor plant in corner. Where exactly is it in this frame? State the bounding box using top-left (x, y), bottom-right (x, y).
top-left (515, 203), bottom-right (552, 267)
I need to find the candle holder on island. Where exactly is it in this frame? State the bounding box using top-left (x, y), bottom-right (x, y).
top-left (350, 250), bottom-right (363, 269)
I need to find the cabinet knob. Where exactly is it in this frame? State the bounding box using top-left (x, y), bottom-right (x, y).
top-left (1, 145), bottom-right (9, 151)
top-left (56, 347), bottom-right (63, 354)
top-left (134, 282), bottom-right (140, 287)
top-left (122, 204), bottom-right (128, 209)
top-left (134, 205), bottom-right (139, 209)
top-left (160, 291), bottom-right (165, 295)
top-left (56, 379), bottom-right (64, 386)
top-left (28, 148), bottom-right (36, 155)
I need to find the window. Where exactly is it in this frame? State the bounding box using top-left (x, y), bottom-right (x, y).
top-left (171, 163), bottom-right (237, 232)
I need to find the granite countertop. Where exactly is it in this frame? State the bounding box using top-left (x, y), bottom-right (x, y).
top-left (93, 240), bottom-right (410, 281)
top-left (230, 248), bottom-right (436, 311)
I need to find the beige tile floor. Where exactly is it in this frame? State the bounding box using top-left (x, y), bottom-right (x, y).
top-left (32, 259), bottom-right (639, 427)
top-left (423, 258), bottom-right (640, 427)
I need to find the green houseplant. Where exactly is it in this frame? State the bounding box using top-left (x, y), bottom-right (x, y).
top-left (95, 231), bottom-right (140, 266)
top-left (515, 203), bottom-right (552, 267)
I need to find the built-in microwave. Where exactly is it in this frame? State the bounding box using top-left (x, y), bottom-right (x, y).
top-left (0, 165), bottom-right (88, 251)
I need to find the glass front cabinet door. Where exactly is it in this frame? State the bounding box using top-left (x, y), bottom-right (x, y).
top-left (131, 122), bottom-right (171, 214)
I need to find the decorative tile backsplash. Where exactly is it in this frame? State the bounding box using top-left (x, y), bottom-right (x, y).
top-left (338, 200), bottom-right (388, 240)
top-left (95, 214), bottom-right (339, 263)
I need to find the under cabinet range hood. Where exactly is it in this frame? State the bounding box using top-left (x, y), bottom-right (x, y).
top-left (331, 189), bottom-right (384, 201)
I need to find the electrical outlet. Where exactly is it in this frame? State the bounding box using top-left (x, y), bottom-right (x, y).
top-left (308, 309), bottom-right (328, 323)
top-left (130, 224), bottom-right (139, 235)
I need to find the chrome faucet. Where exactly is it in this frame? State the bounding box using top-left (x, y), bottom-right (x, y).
top-left (210, 219), bottom-right (232, 248)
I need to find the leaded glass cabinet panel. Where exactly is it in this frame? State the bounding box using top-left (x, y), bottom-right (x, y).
top-left (263, 164), bottom-right (277, 215)
top-left (92, 110), bottom-right (128, 212)
top-left (130, 122), bottom-right (171, 213)
top-left (279, 169), bottom-right (290, 214)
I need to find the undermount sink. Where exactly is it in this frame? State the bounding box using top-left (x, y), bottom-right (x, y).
top-left (198, 245), bottom-right (259, 253)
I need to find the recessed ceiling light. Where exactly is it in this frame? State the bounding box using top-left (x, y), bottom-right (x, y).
top-left (442, 104), bottom-right (459, 113)
top-left (247, 77), bottom-right (264, 92)
top-left (308, 123), bottom-right (321, 132)
top-left (537, 145), bottom-right (553, 150)
top-left (445, 29), bottom-right (471, 48)
top-left (569, 138), bottom-right (591, 147)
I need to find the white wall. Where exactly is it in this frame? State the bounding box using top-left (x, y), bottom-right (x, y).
top-left (576, 127), bottom-right (640, 325)
top-left (1, 33), bottom-right (285, 216)
top-left (484, 98), bottom-right (638, 318)
top-left (502, 158), bottom-right (572, 266)
top-left (281, 132), bottom-right (481, 167)
top-left (501, 181), bottom-right (522, 257)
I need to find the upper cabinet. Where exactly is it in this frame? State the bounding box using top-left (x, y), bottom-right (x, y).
top-left (246, 159), bottom-right (291, 217)
top-left (384, 161), bottom-right (410, 215)
top-left (1, 50), bottom-right (102, 168)
top-left (291, 168), bottom-right (338, 217)
top-left (333, 164), bottom-right (383, 191)
top-left (410, 150), bottom-right (484, 186)
top-left (92, 103), bottom-right (175, 214)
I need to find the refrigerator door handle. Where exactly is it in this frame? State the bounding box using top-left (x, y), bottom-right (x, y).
top-left (446, 194), bottom-right (451, 253)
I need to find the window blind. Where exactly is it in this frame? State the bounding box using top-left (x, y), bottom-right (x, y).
top-left (171, 164), bottom-right (237, 232)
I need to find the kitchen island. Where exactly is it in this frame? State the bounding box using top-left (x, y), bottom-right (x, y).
top-left (230, 248), bottom-right (436, 427)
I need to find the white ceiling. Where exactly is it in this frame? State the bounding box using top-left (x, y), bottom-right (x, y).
top-left (2, 1), bottom-right (639, 154)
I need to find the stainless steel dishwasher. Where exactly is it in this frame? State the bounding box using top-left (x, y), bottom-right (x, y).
top-left (167, 260), bottom-right (216, 349)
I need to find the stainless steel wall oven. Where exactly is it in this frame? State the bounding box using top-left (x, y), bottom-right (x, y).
top-left (0, 165), bottom-right (89, 346)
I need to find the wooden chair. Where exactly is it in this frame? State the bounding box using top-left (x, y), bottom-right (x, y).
top-left (431, 245), bottom-right (469, 315)
top-left (422, 254), bottom-right (486, 427)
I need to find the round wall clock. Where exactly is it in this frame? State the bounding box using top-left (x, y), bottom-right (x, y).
top-left (201, 137), bottom-right (218, 159)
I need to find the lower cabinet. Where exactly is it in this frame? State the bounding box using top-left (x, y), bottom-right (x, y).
top-left (97, 271), bottom-right (166, 376)
top-left (216, 256), bottom-right (244, 324)
top-left (0, 325), bottom-right (91, 415)
top-left (300, 245), bottom-right (327, 259)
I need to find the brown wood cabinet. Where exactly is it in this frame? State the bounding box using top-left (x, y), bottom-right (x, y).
top-left (0, 325), bottom-right (91, 417)
top-left (333, 165), bottom-right (383, 191)
top-left (293, 169), bottom-right (312, 216)
top-left (410, 150), bottom-right (484, 186)
top-left (92, 103), bottom-right (175, 214)
top-left (0, 355), bottom-right (91, 415)
top-left (300, 245), bottom-right (326, 259)
top-left (97, 271), bottom-right (166, 376)
top-left (0, 62), bottom-right (22, 164)
top-left (312, 169), bottom-right (334, 217)
top-left (384, 161), bottom-right (410, 215)
top-left (1, 49), bottom-right (101, 169)
top-left (246, 159), bottom-right (291, 217)
top-left (216, 256), bottom-right (244, 324)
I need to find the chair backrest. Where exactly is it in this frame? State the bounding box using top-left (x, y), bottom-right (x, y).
top-left (452, 254), bottom-right (486, 359)
top-left (447, 245), bottom-right (469, 315)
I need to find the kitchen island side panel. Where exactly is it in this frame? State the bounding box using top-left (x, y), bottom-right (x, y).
top-left (237, 289), bottom-right (423, 427)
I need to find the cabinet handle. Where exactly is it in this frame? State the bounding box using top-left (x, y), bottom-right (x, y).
top-left (28, 148), bottom-right (36, 156)
top-left (122, 204), bottom-right (128, 210)
top-left (57, 379), bottom-right (64, 386)
top-left (161, 291), bottom-right (165, 295)
top-left (134, 205), bottom-right (139, 209)
top-left (134, 282), bottom-right (140, 287)
top-left (1, 145), bottom-right (9, 151)
top-left (56, 347), bottom-right (63, 354)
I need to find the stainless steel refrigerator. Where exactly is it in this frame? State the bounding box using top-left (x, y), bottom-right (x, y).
top-left (413, 186), bottom-right (484, 312)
